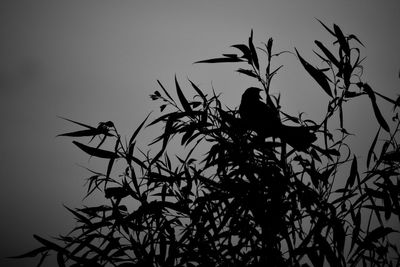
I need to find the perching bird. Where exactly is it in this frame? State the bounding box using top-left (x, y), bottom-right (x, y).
top-left (239, 87), bottom-right (316, 151)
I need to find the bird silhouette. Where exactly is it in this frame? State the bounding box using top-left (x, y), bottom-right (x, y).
top-left (239, 87), bottom-right (317, 151)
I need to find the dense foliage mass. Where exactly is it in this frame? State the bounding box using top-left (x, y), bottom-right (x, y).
top-left (14, 21), bottom-right (400, 267)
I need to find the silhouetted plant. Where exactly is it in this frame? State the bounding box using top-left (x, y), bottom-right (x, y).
top-left (13, 21), bottom-right (400, 267)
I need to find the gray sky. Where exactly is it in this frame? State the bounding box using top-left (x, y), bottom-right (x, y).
top-left (1, 0), bottom-right (399, 266)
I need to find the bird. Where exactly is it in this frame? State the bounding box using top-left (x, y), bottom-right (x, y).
top-left (239, 87), bottom-right (317, 151)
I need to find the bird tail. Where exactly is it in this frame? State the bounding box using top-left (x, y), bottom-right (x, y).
top-left (280, 125), bottom-right (317, 151)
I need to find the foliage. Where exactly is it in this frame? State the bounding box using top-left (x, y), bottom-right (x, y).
top-left (13, 21), bottom-right (400, 267)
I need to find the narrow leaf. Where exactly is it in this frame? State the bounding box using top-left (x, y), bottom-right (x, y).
top-left (129, 112), bottom-right (151, 146)
top-left (73, 141), bottom-right (119, 159)
top-left (363, 83), bottom-right (390, 132)
top-left (57, 116), bottom-right (96, 130)
top-left (9, 247), bottom-right (48, 258)
top-left (333, 24), bottom-right (350, 55)
top-left (314, 40), bottom-right (340, 68)
top-left (346, 156), bottom-right (358, 188)
top-left (362, 227), bottom-right (396, 247)
top-left (57, 252), bottom-right (66, 267)
top-left (316, 18), bottom-right (335, 36)
top-left (57, 129), bottom-right (107, 138)
top-left (236, 68), bottom-right (258, 78)
top-left (188, 78), bottom-right (206, 102)
top-left (296, 49), bottom-right (332, 97)
top-left (195, 57), bottom-right (244, 64)
top-left (249, 29), bottom-right (259, 70)
top-left (348, 34), bottom-right (365, 47)
top-left (231, 44), bottom-right (252, 61)
top-left (367, 127), bottom-right (380, 168)
top-left (175, 75), bottom-right (192, 113)
top-left (157, 80), bottom-right (173, 102)
top-left (33, 235), bottom-right (65, 252)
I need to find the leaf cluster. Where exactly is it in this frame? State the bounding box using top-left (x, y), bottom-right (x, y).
top-left (13, 22), bottom-right (400, 267)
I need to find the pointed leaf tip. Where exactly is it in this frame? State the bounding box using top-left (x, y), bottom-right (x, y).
top-left (175, 76), bottom-right (192, 113)
top-left (295, 48), bottom-right (332, 97)
top-left (73, 141), bottom-right (119, 159)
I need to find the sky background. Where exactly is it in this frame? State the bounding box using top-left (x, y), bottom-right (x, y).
top-left (1, 0), bottom-right (399, 266)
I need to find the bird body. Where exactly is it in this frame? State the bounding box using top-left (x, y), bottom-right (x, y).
top-left (239, 87), bottom-right (316, 151)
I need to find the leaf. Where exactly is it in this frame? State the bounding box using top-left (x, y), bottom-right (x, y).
top-left (188, 78), bottom-right (206, 102)
top-left (296, 49), bottom-right (333, 97)
top-left (129, 112), bottom-right (151, 146)
top-left (58, 116), bottom-right (96, 130)
top-left (9, 247), bottom-right (48, 258)
top-left (57, 251), bottom-right (66, 267)
top-left (57, 129), bottom-right (107, 137)
top-left (363, 83), bottom-right (390, 132)
top-left (175, 75), bottom-right (192, 113)
top-left (381, 150), bottom-right (400, 163)
top-left (33, 235), bottom-right (65, 253)
top-left (195, 57), bottom-right (244, 64)
top-left (348, 34), bottom-right (365, 47)
top-left (266, 37), bottom-right (273, 55)
top-left (373, 90), bottom-right (398, 105)
top-left (314, 40), bottom-right (340, 68)
top-left (236, 68), bottom-right (258, 78)
top-left (73, 141), bottom-right (119, 159)
top-left (150, 116), bottom-right (174, 165)
top-left (383, 191), bottom-right (392, 220)
top-left (105, 187), bottom-right (129, 200)
top-left (248, 29), bottom-right (259, 70)
top-left (333, 24), bottom-right (350, 55)
top-left (231, 44), bottom-right (252, 61)
top-left (361, 227), bottom-right (397, 248)
top-left (106, 158), bottom-right (115, 180)
top-left (367, 128), bottom-right (380, 168)
top-left (346, 156), bottom-right (358, 189)
top-left (157, 79), bottom-right (174, 102)
top-left (316, 18), bottom-right (335, 36)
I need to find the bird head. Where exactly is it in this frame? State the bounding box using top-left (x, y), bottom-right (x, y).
top-left (242, 87), bottom-right (262, 102)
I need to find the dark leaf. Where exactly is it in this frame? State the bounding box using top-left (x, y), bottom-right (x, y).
top-left (33, 235), bottom-right (65, 253)
top-left (296, 49), bottom-right (332, 97)
top-left (58, 116), bottom-right (96, 130)
top-left (129, 112), bottom-right (151, 146)
top-left (316, 18), bottom-right (335, 36)
top-left (73, 141), bottom-right (119, 159)
top-left (175, 75), bottom-right (192, 113)
top-left (333, 24), bottom-right (350, 55)
top-left (249, 29), bottom-right (259, 70)
top-left (236, 68), bottom-right (258, 78)
top-left (381, 150), bottom-right (400, 163)
top-left (367, 128), bottom-right (380, 168)
top-left (266, 37), bottom-right (273, 55)
top-left (57, 252), bottom-right (66, 267)
top-left (157, 79), bottom-right (174, 102)
top-left (106, 158), bottom-right (115, 180)
top-left (188, 78), bottom-right (206, 102)
top-left (64, 206), bottom-right (91, 225)
top-left (57, 128), bottom-right (110, 138)
top-left (9, 247), bottom-right (48, 258)
top-left (383, 191), bottom-right (392, 220)
top-left (348, 34), bottom-right (365, 47)
top-left (346, 156), bottom-right (358, 189)
top-left (105, 187), bottom-right (129, 200)
top-left (231, 44), bottom-right (252, 61)
top-left (314, 40), bottom-right (340, 68)
top-left (374, 90), bottom-right (398, 105)
top-left (363, 83), bottom-right (390, 132)
top-left (362, 227), bottom-right (397, 248)
top-left (195, 57), bottom-right (244, 64)
top-left (222, 53), bottom-right (240, 59)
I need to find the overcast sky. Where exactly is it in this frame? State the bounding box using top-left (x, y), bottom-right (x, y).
top-left (1, 1), bottom-right (399, 266)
